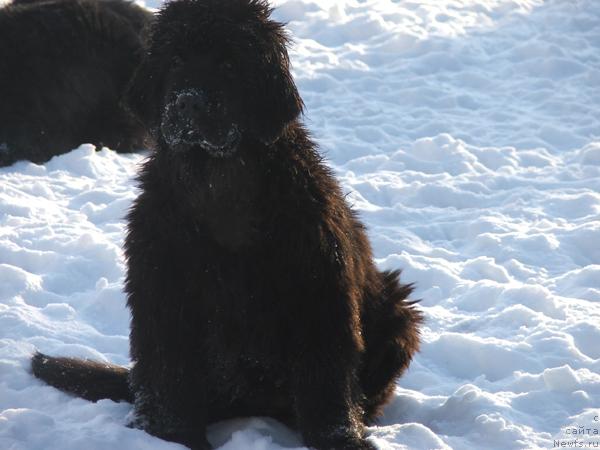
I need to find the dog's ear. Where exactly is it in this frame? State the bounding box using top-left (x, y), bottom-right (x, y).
top-left (122, 55), bottom-right (165, 129)
top-left (249, 41), bottom-right (304, 144)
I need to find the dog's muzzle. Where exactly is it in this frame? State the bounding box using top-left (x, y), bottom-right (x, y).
top-left (161, 89), bottom-right (241, 157)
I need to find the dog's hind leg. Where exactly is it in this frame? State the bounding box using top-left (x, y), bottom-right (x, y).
top-left (359, 270), bottom-right (422, 423)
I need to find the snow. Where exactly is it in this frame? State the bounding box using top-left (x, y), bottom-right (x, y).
top-left (1, 0), bottom-right (600, 449)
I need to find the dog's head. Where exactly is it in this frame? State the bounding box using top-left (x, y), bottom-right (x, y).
top-left (125, 0), bottom-right (303, 157)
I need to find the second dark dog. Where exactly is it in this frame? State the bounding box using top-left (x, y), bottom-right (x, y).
top-left (0, 0), bottom-right (152, 166)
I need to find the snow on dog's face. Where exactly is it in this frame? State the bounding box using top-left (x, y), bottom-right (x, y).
top-left (124, 0), bottom-right (303, 156)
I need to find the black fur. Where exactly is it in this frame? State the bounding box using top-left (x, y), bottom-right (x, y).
top-left (31, 352), bottom-right (133, 403)
top-left (0, 0), bottom-right (152, 167)
top-left (31, 1), bottom-right (422, 449)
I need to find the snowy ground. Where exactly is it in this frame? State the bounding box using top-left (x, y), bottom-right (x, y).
top-left (1, 0), bottom-right (600, 449)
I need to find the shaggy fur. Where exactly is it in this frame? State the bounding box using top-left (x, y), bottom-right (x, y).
top-left (31, 1), bottom-right (422, 449)
top-left (0, 0), bottom-right (152, 167)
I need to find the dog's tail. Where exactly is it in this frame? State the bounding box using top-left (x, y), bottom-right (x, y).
top-left (31, 352), bottom-right (134, 403)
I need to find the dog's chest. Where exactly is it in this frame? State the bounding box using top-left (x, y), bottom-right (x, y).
top-left (169, 155), bottom-right (291, 375)
top-left (193, 156), bottom-right (264, 249)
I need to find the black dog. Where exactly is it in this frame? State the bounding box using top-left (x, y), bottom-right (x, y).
top-left (0, 0), bottom-right (152, 166)
top-left (31, 1), bottom-right (422, 449)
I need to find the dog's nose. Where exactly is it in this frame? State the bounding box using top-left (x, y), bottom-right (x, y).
top-left (175, 91), bottom-right (205, 118)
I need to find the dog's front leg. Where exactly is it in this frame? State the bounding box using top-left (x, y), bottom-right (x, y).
top-left (129, 362), bottom-right (211, 450)
top-left (289, 295), bottom-right (376, 450)
top-left (291, 353), bottom-right (375, 450)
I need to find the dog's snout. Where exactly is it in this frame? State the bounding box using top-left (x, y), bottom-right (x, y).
top-left (164, 89), bottom-right (240, 155)
top-left (175, 91), bottom-right (205, 117)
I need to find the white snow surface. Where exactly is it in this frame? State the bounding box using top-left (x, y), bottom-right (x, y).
top-left (2, 0), bottom-right (600, 449)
